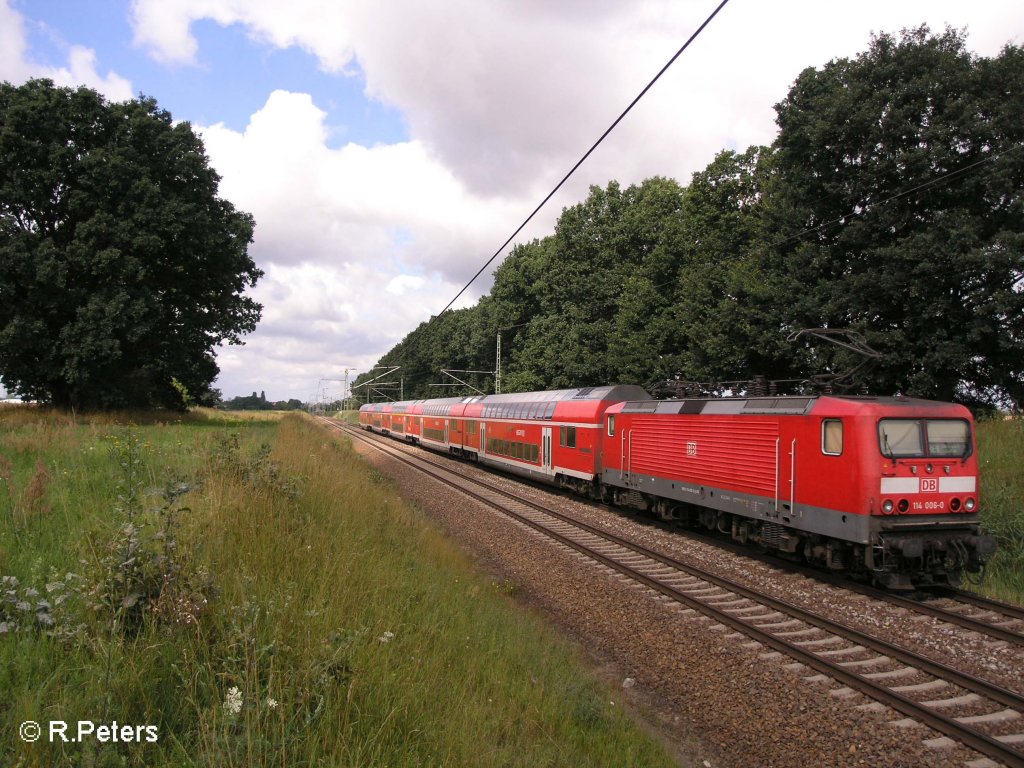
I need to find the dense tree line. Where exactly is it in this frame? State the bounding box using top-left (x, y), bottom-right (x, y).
top-left (220, 391), bottom-right (304, 411)
top-left (357, 28), bottom-right (1024, 411)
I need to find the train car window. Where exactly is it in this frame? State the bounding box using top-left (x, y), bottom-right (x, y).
top-left (878, 419), bottom-right (923, 457)
top-left (607, 415), bottom-right (616, 437)
top-left (545, 403), bottom-right (556, 419)
top-left (560, 426), bottom-right (577, 448)
top-left (926, 420), bottom-right (971, 457)
top-left (822, 419), bottom-right (843, 455)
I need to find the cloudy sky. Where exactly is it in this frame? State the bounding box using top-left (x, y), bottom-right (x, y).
top-left (2, 0), bottom-right (1022, 402)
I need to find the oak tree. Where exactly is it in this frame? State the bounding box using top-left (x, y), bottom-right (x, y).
top-left (0, 79), bottom-right (262, 409)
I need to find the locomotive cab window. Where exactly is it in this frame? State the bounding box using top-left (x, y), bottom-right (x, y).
top-left (878, 419), bottom-right (971, 459)
top-left (607, 415), bottom-right (616, 437)
top-left (925, 419), bottom-right (971, 457)
top-left (822, 419), bottom-right (843, 456)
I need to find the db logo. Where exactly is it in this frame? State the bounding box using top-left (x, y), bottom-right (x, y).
top-left (920, 478), bottom-right (939, 493)
top-left (686, 441), bottom-right (698, 457)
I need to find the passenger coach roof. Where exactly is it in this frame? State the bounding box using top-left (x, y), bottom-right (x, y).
top-left (479, 385), bottom-right (650, 405)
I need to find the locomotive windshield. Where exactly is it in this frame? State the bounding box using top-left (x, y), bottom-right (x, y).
top-left (878, 419), bottom-right (971, 459)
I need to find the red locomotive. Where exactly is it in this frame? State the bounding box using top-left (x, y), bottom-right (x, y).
top-left (359, 386), bottom-right (995, 589)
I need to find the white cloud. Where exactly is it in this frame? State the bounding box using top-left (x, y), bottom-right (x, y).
top-left (129, 0), bottom-right (1024, 204)
top-left (198, 91), bottom-right (520, 397)
top-left (0, 0), bottom-right (133, 102)
top-left (130, 0), bottom-right (357, 71)
top-left (198, 90), bottom-right (519, 282)
top-left (40, 46), bottom-right (134, 102)
top-left (0, 0), bottom-right (31, 82)
top-left (213, 259), bottom-right (465, 399)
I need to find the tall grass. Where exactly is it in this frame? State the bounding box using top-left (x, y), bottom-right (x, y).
top-left (977, 417), bottom-right (1024, 603)
top-left (1, 409), bottom-right (674, 767)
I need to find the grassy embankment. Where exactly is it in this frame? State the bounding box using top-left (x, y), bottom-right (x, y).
top-left (976, 417), bottom-right (1024, 602)
top-left (1, 408), bottom-right (676, 767)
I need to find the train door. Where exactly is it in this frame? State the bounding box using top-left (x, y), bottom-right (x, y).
top-left (480, 423), bottom-right (487, 456)
top-left (772, 432), bottom-right (799, 521)
top-left (542, 427), bottom-right (552, 472)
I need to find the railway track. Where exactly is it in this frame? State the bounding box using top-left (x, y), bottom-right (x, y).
top-left (666, 525), bottom-right (1024, 649)
top-left (323, 419), bottom-right (1024, 767)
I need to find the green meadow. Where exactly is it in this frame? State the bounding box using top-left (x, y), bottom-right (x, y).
top-left (976, 417), bottom-right (1024, 602)
top-left (1, 408), bottom-right (676, 768)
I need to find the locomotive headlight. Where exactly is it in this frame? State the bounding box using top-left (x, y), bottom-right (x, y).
top-left (964, 497), bottom-right (977, 511)
top-left (897, 499), bottom-right (910, 513)
top-left (882, 499), bottom-right (894, 514)
top-left (950, 498), bottom-right (961, 511)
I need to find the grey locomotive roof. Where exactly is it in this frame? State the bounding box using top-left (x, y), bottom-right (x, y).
top-left (621, 396), bottom-right (816, 416)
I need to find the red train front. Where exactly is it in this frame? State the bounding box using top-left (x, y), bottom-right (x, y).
top-left (600, 394), bottom-right (996, 589)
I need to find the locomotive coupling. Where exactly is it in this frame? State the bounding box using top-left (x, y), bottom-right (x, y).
top-left (968, 534), bottom-right (998, 558)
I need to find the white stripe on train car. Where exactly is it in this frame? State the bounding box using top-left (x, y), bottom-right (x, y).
top-left (939, 476), bottom-right (976, 493)
top-left (880, 476), bottom-right (977, 494)
top-left (880, 478), bottom-right (919, 494)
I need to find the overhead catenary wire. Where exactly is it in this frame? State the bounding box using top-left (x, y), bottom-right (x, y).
top-left (437, 0), bottom-right (732, 317)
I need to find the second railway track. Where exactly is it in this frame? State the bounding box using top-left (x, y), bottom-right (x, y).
top-left (323, 418), bottom-right (1024, 768)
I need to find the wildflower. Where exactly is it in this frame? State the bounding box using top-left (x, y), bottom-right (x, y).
top-left (378, 631), bottom-right (395, 643)
top-left (223, 686), bottom-right (243, 716)
top-left (266, 697), bottom-right (278, 710)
